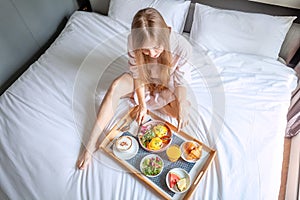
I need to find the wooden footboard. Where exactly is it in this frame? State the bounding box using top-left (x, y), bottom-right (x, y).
top-left (285, 133), bottom-right (300, 200)
top-left (283, 74), bottom-right (300, 200)
top-left (279, 138), bottom-right (292, 200)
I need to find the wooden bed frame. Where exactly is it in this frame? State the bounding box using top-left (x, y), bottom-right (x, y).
top-left (0, 0), bottom-right (299, 199)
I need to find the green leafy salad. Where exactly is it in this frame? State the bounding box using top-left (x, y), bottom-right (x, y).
top-left (141, 156), bottom-right (163, 176)
top-left (140, 129), bottom-right (155, 148)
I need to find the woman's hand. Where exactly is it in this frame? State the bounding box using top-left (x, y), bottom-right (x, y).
top-left (134, 79), bottom-right (147, 125)
top-left (177, 100), bottom-right (190, 132)
top-left (135, 104), bottom-right (147, 125)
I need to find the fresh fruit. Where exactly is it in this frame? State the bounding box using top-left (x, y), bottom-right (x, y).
top-left (169, 173), bottom-right (181, 188)
top-left (176, 178), bottom-right (187, 192)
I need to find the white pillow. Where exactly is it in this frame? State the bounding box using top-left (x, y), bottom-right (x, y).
top-left (108, 0), bottom-right (191, 33)
top-left (190, 3), bottom-right (296, 59)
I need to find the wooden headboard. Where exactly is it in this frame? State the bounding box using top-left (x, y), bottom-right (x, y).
top-left (0, 0), bottom-right (79, 94)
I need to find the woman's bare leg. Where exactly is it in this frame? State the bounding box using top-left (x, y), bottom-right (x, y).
top-left (160, 101), bottom-right (178, 118)
top-left (160, 100), bottom-right (191, 130)
top-left (77, 73), bottom-right (134, 169)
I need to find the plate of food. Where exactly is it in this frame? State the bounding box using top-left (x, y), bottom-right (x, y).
top-left (166, 168), bottom-right (191, 193)
top-left (140, 154), bottom-right (164, 177)
top-left (138, 120), bottom-right (172, 153)
top-left (180, 141), bottom-right (202, 163)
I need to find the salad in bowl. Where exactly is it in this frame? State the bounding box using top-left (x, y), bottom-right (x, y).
top-left (138, 120), bottom-right (172, 153)
top-left (140, 154), bottom-right (164, 177)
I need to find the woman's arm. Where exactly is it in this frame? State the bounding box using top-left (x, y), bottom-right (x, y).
top-left (175, 85), bottom-right (190, 131)
top-left (134, 79), bottom-right (147, 125)
top-left (172, 34), bottom-right (193, 131)
top-left (175, 85), bottom-right (187, 103)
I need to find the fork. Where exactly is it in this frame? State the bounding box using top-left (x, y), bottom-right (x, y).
top-left (119, 122), bottom-right (131, 132)
top-left (117, 118), bottom-right (132, 132)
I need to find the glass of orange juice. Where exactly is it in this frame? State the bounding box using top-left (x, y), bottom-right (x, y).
top-left (166, 144), bottom-right (181, 162)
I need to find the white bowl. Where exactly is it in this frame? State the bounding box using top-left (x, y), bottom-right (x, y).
top-left (140, 154), bottom-right (164, 178)
top-left (166, 168), bottom-right (191, 193)
top-left (180, 141), bottom-right (202, 163)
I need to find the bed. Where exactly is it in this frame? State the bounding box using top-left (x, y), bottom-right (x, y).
top-left (0, 0), bottom-right (299, 199)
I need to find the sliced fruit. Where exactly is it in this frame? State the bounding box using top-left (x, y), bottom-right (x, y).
top-left (169, 173), bottom-right (181, 188)
top-left (176, 178), bottom-right (187, 192)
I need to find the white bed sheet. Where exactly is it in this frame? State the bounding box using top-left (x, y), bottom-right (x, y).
top-left (0, 11), bottom-right (298, 200)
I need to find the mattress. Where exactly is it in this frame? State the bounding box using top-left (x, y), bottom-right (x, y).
top-left (0, 11), bottom-right (297, 200)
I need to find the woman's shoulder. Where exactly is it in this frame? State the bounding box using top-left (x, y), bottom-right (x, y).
top-left (127, 34), bottom-right (133, 50)
top-left (170, 32), bottom-right (192, 59)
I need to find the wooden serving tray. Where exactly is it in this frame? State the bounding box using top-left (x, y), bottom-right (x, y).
top-left (99, 107), bottom-right (216, 200)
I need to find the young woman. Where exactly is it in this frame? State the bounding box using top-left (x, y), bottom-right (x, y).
top-left (77, 8), bottom-right (192, 170)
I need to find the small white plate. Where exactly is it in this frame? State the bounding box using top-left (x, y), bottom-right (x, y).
top-left (166, 168), bottom-right (191, 193)
top-left (180, 141), bottom-right (202, 163)
top-left (113, 136), bottom-right (139, 160)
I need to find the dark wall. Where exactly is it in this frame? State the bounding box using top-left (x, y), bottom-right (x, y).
top-left (0, 0), bottom-right (78, 94)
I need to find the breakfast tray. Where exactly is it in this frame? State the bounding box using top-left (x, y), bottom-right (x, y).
top-left (99, 107), bottom-right (216, 200)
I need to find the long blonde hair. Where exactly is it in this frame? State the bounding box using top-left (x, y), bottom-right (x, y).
top-left (131, 8), bottom-right (172, 91)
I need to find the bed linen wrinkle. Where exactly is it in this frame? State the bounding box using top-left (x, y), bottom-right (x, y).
top-left (204, 55), bottom-right (295, 199)
top-left (0, 187), bottom-right (9, 200)
top-left (4, 90), bottom-right (74, 129)
top-left (0, 11), bottom-right (127, 200)
top-left (255, 110), bottom-right (286, 199)
top-left (1, 94), bottom-right (80, 199)
top-left (221, 110), bottom-right (254, 164)
top-left (0, 142), bottom-right (56, 200)
top-left (67, 11), bottom-right (128, 45)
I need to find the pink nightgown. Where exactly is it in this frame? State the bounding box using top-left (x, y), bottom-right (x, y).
top-left (127, 32), bottom-right (192, 110)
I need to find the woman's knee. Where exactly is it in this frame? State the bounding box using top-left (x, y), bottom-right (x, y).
top-left (110, 73), bottom-right (134, 94)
